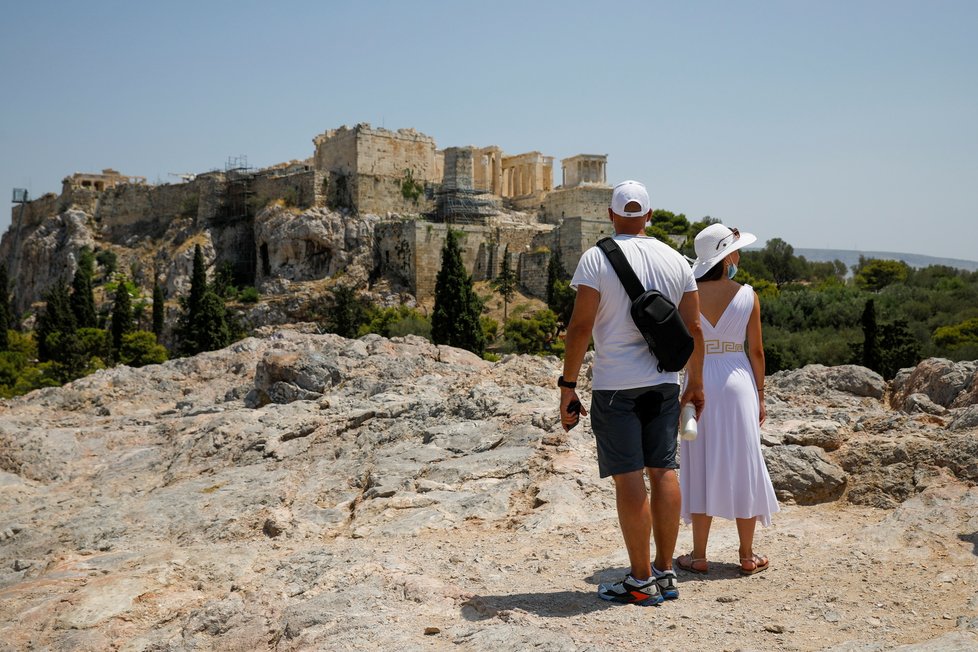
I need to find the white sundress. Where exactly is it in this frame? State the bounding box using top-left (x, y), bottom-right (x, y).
top-left (680, 284), bottom-right (780, 526)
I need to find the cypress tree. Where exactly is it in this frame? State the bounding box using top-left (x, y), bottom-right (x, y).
top-left (78, 247), bottom-right (96, 279)
top-left (492, 246), bottom-right (517, 324)
top-left (878, 320), bottom-right (921, 380)
top-left (861, 299), bottom-right (881, 374)
top-left (36, 279), bottom-right (76, 362)
top-left (152, 280), bottom-right (165, 341)
top-left (0, 263), bottom-right (9, 351)
top-left (177, 245), bottom-right (233, 355)
top-left (178, 244), bottom-right (209, 355)
top-left (111, 276), bottom-right (134, 354)
top-left (329, 284), bottom-right (365, 339)
top-left (188, 245), bottom-right (207, 324)
top-left (195, 291), bottom-right (232, 352)
top-left (546, 249), bottom-right (575, 332)
top-left (431, 230), bottom-right (485, 355)
top-left (546, 249), bottom-right (568, 307)
top-left (70, 264), bottom-right (97, 328)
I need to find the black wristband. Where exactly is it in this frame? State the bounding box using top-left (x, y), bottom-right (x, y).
top-left (558, 375), bottom-right (577, 389)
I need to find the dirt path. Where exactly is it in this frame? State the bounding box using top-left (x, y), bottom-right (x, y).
top-left (396, 482), bottom-right (978, 651)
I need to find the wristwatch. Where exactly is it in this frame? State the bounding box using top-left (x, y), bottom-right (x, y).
top-left (557, 375), bottom-right (577, 389)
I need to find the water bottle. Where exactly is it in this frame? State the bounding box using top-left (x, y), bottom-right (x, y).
top-left (680, 404), bottom-right (698, 441)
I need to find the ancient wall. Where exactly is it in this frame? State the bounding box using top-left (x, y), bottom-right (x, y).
top-left (555, 216), bottom-right (615, 276)
top-left (517, 250), bottom-right (550, 299)
top-left (314, 124), bottom-right (439, 215)
top-left (7, 193), bottom-right (59, 232)
top-left (470, 226), bottom-right (546, 282)
top-left (377, 219), bottom-right (555, 299)
top-left (93, 181), bottom-right (200, 242)
top-left (376, 221), bottom-right (485, 298)
top-left (355, 126), bottom-right (440, 182)
top-left (59, 184), bottom-right (100, 214)
top-left (312, 126), bottom-right (358, 176)
top-left (540, 185), bottom-right (612, 225)
top-left (354, 174), bottom-right (435, 216)
top-left (249, 169), bottom-right (319, 210)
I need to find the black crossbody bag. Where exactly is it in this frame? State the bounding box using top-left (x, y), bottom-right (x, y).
top-left (597, 237), bottom-right (694, 372)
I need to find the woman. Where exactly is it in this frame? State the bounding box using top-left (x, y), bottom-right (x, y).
top-left (677, 223), bottom-right (779, 575)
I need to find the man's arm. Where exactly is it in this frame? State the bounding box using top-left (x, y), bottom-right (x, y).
top-left (677, 289), bottom-right (706, 418)
top-left (560, 285), bottom-right (599, 431)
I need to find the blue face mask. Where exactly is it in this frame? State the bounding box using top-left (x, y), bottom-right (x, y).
top-left (727, 263), bottom-right (738, 280)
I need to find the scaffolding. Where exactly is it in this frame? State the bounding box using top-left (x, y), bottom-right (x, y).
top-left (220, 155), bottom-right (255, 222)
top-left (434, 183), bottom-right (500, 224)
top-left (214, 156), bottom-right (257, 286)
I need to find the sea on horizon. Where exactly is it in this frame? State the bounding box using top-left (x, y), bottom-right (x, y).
top-left (743, 247), bottom-right (978, 274)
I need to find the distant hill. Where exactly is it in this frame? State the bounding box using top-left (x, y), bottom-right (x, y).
top-left (745, 247), bottom-right (978, 274)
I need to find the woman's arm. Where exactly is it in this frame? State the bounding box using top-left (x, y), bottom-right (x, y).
top-left (745, 291), bottom-right (767, 426)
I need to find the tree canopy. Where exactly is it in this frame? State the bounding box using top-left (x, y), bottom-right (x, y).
top-left (432, 230), bottom-right (485, 355)
top-left (492, 246), bottom-right (517, 324)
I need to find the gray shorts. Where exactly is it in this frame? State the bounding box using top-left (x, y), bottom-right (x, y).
top-left (590, 384), bottom-right (680, 478)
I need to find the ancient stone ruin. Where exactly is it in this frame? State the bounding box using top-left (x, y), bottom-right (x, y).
top-left (0, 124), bottom-right (620, 316)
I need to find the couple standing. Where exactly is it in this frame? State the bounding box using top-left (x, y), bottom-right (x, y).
top-left (558, 180), bottom-right (780, 606)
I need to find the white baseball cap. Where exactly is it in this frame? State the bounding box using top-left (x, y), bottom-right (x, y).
top-left (610, 180), bottom-right (651, 218)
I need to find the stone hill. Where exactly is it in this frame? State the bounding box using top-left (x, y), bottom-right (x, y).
top-left (1, 331), bottom-right (977, 650)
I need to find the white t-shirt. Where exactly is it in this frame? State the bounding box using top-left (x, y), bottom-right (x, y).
top-left (571, 234), bottom-right (697, 390)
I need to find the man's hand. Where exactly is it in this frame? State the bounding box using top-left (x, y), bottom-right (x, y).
top-left (560, 390), bottom-right (587, 431)
top-left (680, 384), bottom-right (705, 420)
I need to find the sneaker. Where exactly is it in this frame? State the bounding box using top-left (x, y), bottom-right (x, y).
top-left (597, 574), bottom-right (664, 606)
top-left (654, 569), bottom-right (679, 600)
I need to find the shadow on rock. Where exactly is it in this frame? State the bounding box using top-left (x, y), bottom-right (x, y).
top-left (591, 564), bottom-right (765, 585)
top-left (461, 591), bottom-right (614, 620)
top-left (959, 531), bottom-right (978, 556)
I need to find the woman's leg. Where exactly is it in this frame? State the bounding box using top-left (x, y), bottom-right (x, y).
top-left (692, 513), bottom-right (713, 560)
top-left (736, 516), bottom-right (768, 572)
top-left (676, 513), bottom-right (712, 572)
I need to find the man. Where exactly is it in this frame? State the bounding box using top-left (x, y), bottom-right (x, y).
top-left (559, 180), bottom-right (705, 606)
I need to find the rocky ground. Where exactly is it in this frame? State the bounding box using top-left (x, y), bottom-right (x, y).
top-left (1, 329), bottom-right (976, 651)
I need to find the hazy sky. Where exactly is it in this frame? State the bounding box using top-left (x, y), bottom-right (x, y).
top-left (2, 0), bottom-right (976, 261)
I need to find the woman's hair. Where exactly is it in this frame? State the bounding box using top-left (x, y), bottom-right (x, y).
top-left (696, 260), bottom-right (725, 282)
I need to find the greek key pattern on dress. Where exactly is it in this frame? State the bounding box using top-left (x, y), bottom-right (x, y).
top-left (704, 339), bottom-right (744, 354)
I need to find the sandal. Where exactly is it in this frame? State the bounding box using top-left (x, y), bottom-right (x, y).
top-left (739, 554), bottom-right (769, 576)
top-left (676, 553), bottom-right (709, 574)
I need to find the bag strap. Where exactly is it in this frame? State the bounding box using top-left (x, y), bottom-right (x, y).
top-left (597, 237), bottom-right (646, 300)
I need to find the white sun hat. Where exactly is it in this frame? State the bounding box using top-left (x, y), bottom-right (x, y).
top-left (610, 180), bottom-right (651, 217)
top-left (690, 223), bottom-right (757, 278)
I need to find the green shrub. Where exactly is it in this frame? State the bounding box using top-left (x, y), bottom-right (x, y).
top-left (179, 193), bottom-right (199, 218)
top-left (96, 250), bottom-right (118, 276)
top-left (481, 317), bottom-right (499, 342)
top-left (119, 331), bottom-right (168, 367)
top-left (503, 310), bottom-right (558, 354)
top-left (401, 169), bottom-right (424, 202)
top-left (933, 317), bottom-right (978, 350)
top-left (239, 287), bottom-right (260, 303)
top-left (359, 305), bottom-right (431, 339)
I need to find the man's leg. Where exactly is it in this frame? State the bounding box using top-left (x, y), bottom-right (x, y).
top-left (612, 469), bottom-right (652, 580)
top-left (648, 467), bottom-right (681, 572)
